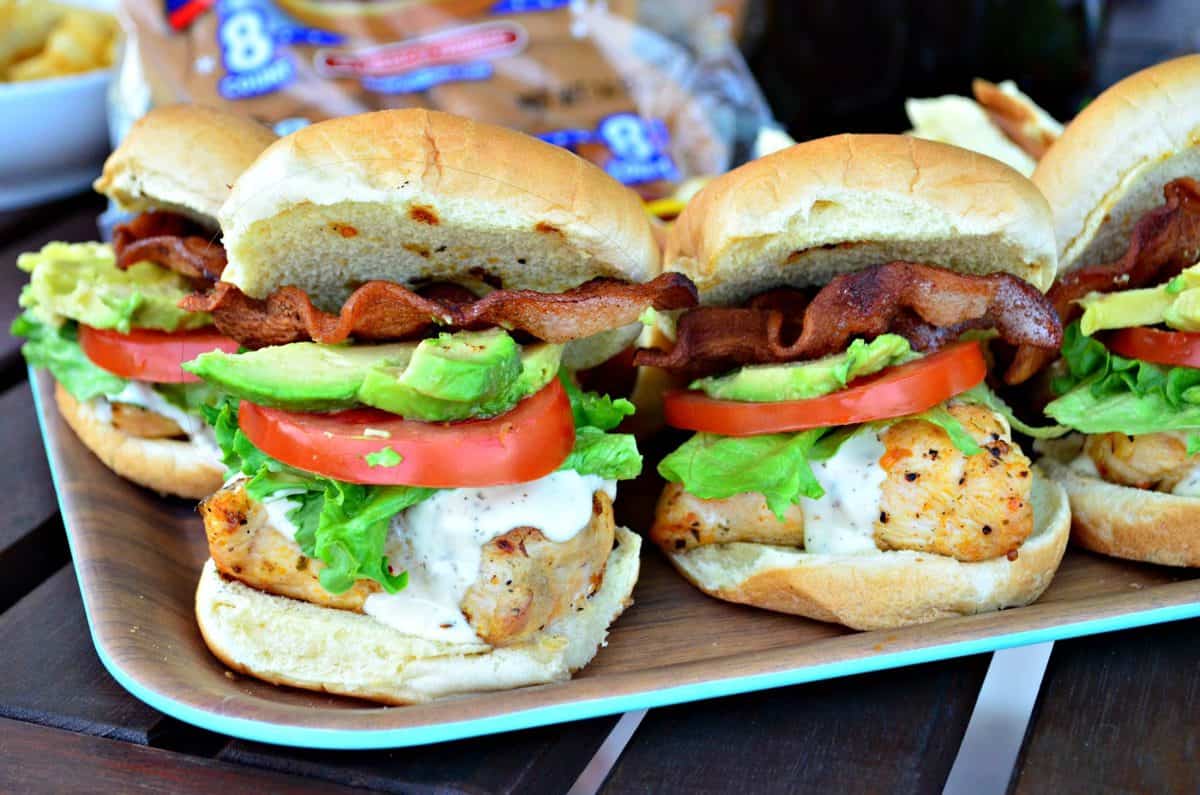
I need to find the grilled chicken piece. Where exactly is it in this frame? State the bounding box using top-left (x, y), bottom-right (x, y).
top-left (650, 486), bottom-right (805, 552)
top-left (200, 483), bottom-right (379, 611)
top-left (110, 402), bottom-right (185, 438)
top-left (874, 403), bottom-right (1033, 561)
top-left (1085, 431), bottom-right (1200, 491)
top-left (200, 481), bottom-right (616, 647)
top-left (463, 491), bottom-right (615, 646)
top-left (651, 404), bottom-right (1034, 563)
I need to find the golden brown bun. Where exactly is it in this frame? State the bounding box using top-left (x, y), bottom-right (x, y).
top-left (660, 470), bottom-right (1069, 630)
top-left (93, 105), bottom-right (277, 225)
top-left (1034, 55), bottom-right (1200, 273)
top-left (666, 133), bottom-right (1057, 303)
top-left (195, 528), bottom-right (640, 705)
top-left (219, 108), bottom-right (661, 310)
top-left (1041, 457), bottom-right (1200, 567)
top-left (55, 383), bottom-right (225, 501)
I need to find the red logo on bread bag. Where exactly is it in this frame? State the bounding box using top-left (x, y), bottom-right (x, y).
top-left (315, 21), bottom-right (527, 79)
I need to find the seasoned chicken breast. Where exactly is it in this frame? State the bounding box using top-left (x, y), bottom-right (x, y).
top-left (1084, 431), bottom-right (1200, 492)
top-left (110, 402), bottom-right (185, 439)
top-left (200, 482), bottom-right (615, 647)
top-left (651, 403), bottom-right (1034, 563)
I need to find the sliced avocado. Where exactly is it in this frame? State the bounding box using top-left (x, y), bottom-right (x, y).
top-left (184, 342), bottom-right (416, 411)
top-left (691, 334), bottom-right (913, 402)
top-left (184, 329), bottom-right (563, 420)
top-left (359, 330), bottom-right (562, 421)
top-left (1077, 262), bottom-right (1200, 335)
top-left (1164, 289), bottom-right (1200, 331)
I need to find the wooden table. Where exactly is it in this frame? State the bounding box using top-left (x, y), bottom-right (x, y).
top-left (1, 192), bottom-right (1198, 795)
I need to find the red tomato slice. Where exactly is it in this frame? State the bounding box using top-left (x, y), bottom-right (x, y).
top-left (663, 341), bottom-right (987, 437)
top-left (238, 379), bottom-right (577, 487)
top-left (1107, 327), bottom-right (1200, 369)
top-left (79, 326), bottom-right (240, 383)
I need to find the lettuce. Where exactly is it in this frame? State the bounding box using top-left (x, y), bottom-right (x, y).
top-left (1044, 322), bottom-right (1200, 434)
top-left (11, 312), bottom-right (126, 401)
top-left (559, 371), bottom-right (636, 431)
top-left (204, 398), bottom-right (433, 595)
top-left (957, 384), bottom-right (1069, 440)
top-left (558, 372), bottom-right (642, 479)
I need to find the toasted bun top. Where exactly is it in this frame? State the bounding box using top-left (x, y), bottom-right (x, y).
top-left (94, 105), bottom-right (277, 225)
top-left (666, 134), bottom-right (1057, 304)
top-left (1034, 55), bottom-right (1200, 273)
top-left (218, 109), bottom-right (660, 309)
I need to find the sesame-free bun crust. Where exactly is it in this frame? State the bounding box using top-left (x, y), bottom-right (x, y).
top-left (218, 109), bottom-right (661, 310)
top-left (1041, 458), bottom-right (1200, 567)
top-left (661, 471), bottom-right (1069, 631)
top-left (666, 133), bottom-right (1057, 304)
top-left (1034, 55), bottom-right (1200, 273)
top-left (55, 383), bottom-right (225, 501)
top-left (195, 528), bottom-right (640, 705)
top-left (93, 105), bottom-right (277, 225)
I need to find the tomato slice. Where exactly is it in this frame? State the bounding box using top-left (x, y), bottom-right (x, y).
top-left (1107, 327), bottom-right (1200, 369)
top-left (238, 379), bottom-right (577, 487)
top-left (79, 326), bottom-right (240, 383)
top-left (663, 341), bottom-right (987, 436)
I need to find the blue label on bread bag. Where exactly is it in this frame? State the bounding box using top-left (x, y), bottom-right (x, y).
top-left (490, 0), bottom-right (570, 13)
top-left (362, 61), bottom-right (495, 94)
top-left (540, 114), bottom-right (680, 186)
top-left (215, 0), bottom-right (343, 100)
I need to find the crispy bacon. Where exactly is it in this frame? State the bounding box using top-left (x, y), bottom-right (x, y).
top-left (1007, 178), bottom-right (1200, 384)
top-left (112, 211), bottom-right (227, 286)
top-left (634, 262), bottom-right (1062, 379)
top-left (179, 273), bottom-right (699, 349)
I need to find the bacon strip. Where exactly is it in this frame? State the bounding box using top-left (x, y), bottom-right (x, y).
top-left (112, 211), bottom-right (227, 286)
top-left (180, 273), bottom-right (699, 349)
top-left (1007, 178), bottom-right (1200, 384)
top-left (634, 262), bottom-right (1062, 379)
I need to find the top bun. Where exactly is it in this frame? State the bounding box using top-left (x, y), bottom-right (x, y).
top-left (1034, 55), bottom-right (1200, 273)
top-left (667, 134), bottom-right (1056, 305)
top-left (94, 105), bottom-right (277, 225)
top-left (218, 109), bottom-right (661, 309)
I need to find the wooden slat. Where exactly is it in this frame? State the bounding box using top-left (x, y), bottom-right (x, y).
top-left (220, 716), bottom-right (618, 795)
top-left (0, 717), bottom-right (359, 794)
top-left (1012, 618), bottom-right (1200, 793)
top-left (0, 380), bottom-right (68, 611)
top-left (600, 655), bottom-right (990, 794)
top-left (0, 193), bottom-right (105, 378)
top-left (0, 567), bottom-right (166, 744)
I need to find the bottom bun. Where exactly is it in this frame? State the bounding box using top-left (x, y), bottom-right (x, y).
top-left (662, 470), bottom-right (1070, 630)
top-left (55, 382), bottom-right (225, 500)
top-left (1042, 457), bottom-right (1200, 567)
top-left (195, 528), bottom-right (641, 705)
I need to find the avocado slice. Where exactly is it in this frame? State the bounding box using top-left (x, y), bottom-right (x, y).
top-left (358, 330), bottom-right (561, 421)
top-left (184, 329), bottom-right (563, 420)
top-left (1077, 263), bottom-right (1200, 336)
top-left (690, 334), bottom-right (913, 402)
top-left (184, 342), bottom-right (417, 411)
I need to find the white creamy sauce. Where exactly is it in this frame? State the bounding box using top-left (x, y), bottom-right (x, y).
top-left (1068, 453), bottom-right (1102, 479)
top-left (90, 382), bottom-right (221, 461)
top-left (802, 430), bottom-right (888, 555)
top-left (1173, 465), bottom-right (1200, 497)
top-left (260, 490), bottom-right (305, 542)
top-left (362, 471), bottom-right (616, 644)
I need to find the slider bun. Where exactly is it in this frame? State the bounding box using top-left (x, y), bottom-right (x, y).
top-left (1034, 54), bottom-right (1200, 273)
top-left (55, 383), bottom-right (225, 501)
top-left (195, 528), bottom-right (640, 705)
top-left (666, 133), bottom-right (1057, 304)
top-left (661, 470), bottom-right (1069, 631)
top-left (94, 105), bottom-right (277, 225)
top-left (219, 109), bottom-right (661, 310)
top-left (1041, 457), bottom-right (1200, 567)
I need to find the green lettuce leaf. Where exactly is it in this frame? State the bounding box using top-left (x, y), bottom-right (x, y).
top-left (17, 242), bottom-right (209, 333)
top-left (559, 426), bottom-right (642, 480)
top-left (658, 429), bottom-right (827, 519)
top-left (11, 313), bottom-right (127, 401)
top-left (203, 398), bottom-right (435, 595)
top-left (957, 384), bottom-right (1069, 440)
top-left (1044, 322), bottom-right (1200, 434)
top-left (559, 372), bottom-right (635, 431)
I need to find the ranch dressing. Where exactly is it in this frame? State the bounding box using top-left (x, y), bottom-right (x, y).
top-left (1173, 465), bottom-right (1200, 497)
top-left (363, 471), bottom-right (616, 644)
top-left (90, 382), bottom-right (221, 460)
top-left (803, 430), bottom-right (887, 555)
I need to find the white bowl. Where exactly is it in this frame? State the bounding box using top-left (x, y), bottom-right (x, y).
top-left (0, 68), bottom-right (113, 211)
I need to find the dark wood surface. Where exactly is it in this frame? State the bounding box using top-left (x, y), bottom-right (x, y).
top-left (4, 8), bottom-right (1200, 791)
